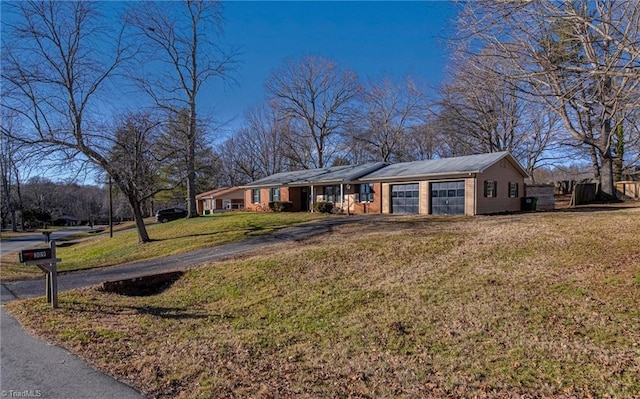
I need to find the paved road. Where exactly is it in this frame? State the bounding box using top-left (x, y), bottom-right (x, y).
top-left (1, 226), bottom-right (101, 256)
top-left (1, 216), bottom-right (373, 398)
top-left (1, 309), bottom-right (144, 399)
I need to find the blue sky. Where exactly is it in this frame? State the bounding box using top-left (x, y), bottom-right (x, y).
top-left (211, 1), bottom-right (459, 132)
top-left (1, 0), bottom-right (459, 183)
top-left (2, 0), bottom-right (459, 134)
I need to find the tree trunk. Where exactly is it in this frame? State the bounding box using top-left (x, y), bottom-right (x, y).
top-left (613, 121), bottom-right (624, 182)
top-left (130, 198), bottom-right (151, 243)
top-left (186, 162), bottom-right (197, 218)
top-left (16, 179), bottom-right (24, 232)
top-left (186, 106), bottom-right (198, 218)
top-left (0, 166), bottom-right (13, 231)
top-left (598, 148), bottom-right (617, 200)
top-left (590, 146), bottom-right (601, 180)
top-left (10, 210), bottom-right (17, 232)
top-left (596, 88), bottom-right (617, 200)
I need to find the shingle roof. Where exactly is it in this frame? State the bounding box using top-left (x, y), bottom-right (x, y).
top-left (242, 162), bottom-right (386, 187)
top-left (357, 152), bottom-right (527, 181)
top-left (196, 186), bottom-right (243, 199)
top-left (242, 152), bottom-right (528, 188)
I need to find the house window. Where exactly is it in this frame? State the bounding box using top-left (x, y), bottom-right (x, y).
top-left (358, 184), bottom-right (374, 203)
top-left (270, 187), bottom-right (280, 202)
top-left (484, 180), bottom-right (497, 198)
top-left (252, 189), bottom-right (260, 204)
top-left (508, 182), bottom-right (519, 198)
top-left (323, 185), bottom-right (340, 203)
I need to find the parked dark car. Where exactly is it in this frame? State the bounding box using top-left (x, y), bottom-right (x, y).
top-left (155, 208), bottom-right (188, 223)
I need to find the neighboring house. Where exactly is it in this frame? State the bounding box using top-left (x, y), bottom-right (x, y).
top-left (54, 215), bottom-right (80, 226)
top-left (196, 187), bottom-right (245, 215)
top-left (243, 152), bottom-right (529, 216)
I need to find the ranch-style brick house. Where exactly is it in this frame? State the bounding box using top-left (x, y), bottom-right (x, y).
top-left (242, 152), bottom-right (529, 216)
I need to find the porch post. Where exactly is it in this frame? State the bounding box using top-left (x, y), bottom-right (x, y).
top-left (340, 184), bottom-right (344, 212)
top-left (310, 185), bottom-right (314, 212)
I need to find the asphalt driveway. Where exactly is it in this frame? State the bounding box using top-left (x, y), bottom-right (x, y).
top-left (1, 216), bottom-right (370, 300)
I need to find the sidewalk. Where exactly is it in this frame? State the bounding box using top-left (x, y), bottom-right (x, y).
top-left (1, 216), bottom-right (373, 398)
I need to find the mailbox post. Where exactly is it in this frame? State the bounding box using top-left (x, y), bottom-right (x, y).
top-left (19, 240), bottom-right (62, 309)
top-left (42, 230), bottom-right (52, 243)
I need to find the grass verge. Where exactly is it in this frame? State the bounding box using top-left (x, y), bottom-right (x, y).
top-left (5, 208), bottom-right (640, 398)
top-left (0, 212), bottom-right (322, 280)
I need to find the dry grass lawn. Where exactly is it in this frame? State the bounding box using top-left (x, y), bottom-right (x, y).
top-left (5, 208), bottom-right (640, 398)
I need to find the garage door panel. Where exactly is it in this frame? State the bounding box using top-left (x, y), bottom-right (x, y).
top-left (431, 181), bottom-right (465, 215)
top-left (391, 184), bottom-right (419, 214)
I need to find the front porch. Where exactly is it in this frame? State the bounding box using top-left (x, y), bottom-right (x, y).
top-left (245, 183), bottom-right (382, 214)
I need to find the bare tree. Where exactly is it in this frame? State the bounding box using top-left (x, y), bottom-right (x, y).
top-left (352, 77), bottom-right (429, 163)
top-left (457, 0), bottom-right (640, 198)
top-left (405, 122), bottom-right (445, 161)
top-left (621, 109), bottom-right (640, 175)
top-left (427, 106), bottom-right (476, 158)
top-left (193, 145), bottom-right (221, 194)
top-left (439, 50), bottom-right (523, 154)
top-left (0, 1), bottom-right (166, 242)
top-left (215, 104), bottom-right (291, 185)
top-left (438, 49), bottom-right (563, 176)
top-left (214, 136), bottom-right (253, 186)
top-left (518, 104), bottom-right (565, 179)
top-left (157, 109), bottom-right (219, 200)
top-left (1, 112), bottom-right (18, 230)
top-left (242, 104), bottom-right (291, 176)
top-left (341, 126), bottom-right (376, 165)
top-left (265, 56), bottom-right (361, 168)
top-left (0, 114), bottom-right (28, 231)
top-left (108, 112), bottom-right (172, 239)
top-left (127, 0), bottom-right (238, 218)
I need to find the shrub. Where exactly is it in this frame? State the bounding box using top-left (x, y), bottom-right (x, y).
top-left (269, 201), bottom-right (294, 212)
top-left (313, 201), bottom-right (334, 213)
top-left (22, 207), bottom-right (52, 228)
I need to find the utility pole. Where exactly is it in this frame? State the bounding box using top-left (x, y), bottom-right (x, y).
top-left (109, 175), bottom-right (113, 238)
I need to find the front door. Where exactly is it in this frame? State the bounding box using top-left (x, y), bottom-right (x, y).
top-left (301, 187), bottom-right (309, 212)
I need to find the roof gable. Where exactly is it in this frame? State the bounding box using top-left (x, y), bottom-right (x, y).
top-left (196, 186), bottom-right (243, 199)
top-left (358, 152), bottom-right (528, 181)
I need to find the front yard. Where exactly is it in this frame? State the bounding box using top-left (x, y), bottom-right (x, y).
top-left (5, 208), bottom-right (640, 398)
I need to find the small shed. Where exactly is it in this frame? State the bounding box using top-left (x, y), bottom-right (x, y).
top-left (616, 181), bottom-right (640, 200)
top-left (571, 182), bottom-right (598, 206)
